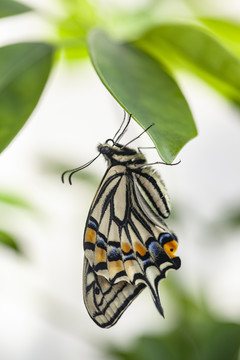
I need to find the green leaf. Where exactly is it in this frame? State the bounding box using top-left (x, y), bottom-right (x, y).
top-left (200, 18), bottom-right (240, 56)
top-left (0, 42), bottom-right (54, 153)
top-left (87, 29), bottom-right (197, 163)
top-left (0, 230), bottom-right (22, 253)
top-left (138, 24), bottom-right (240, 104)
top-left (0, 0), bottom-right (32, 18)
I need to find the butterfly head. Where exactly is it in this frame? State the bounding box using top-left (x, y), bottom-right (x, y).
top-left (98, 142), bottom-right (146, 166)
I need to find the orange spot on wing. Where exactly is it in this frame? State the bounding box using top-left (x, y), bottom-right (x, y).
top-left (121, 242), bottom-right (132, 253)
top-left (134, 242), bottom-right (147, 257)
top-left (95, 247), bottom-right (106, 263)
top-left (108, 260), bottom-right (125, 278)
top-left (85, 227), bottom-right (96, 244)
top-left (163, 240), bottom-right (178, 258)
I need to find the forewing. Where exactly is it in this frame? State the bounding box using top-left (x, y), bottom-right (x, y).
top-left (84, 166), bottom-right (132, 283)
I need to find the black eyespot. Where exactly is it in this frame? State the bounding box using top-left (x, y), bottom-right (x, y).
top-left (158, 232), bottom-right (174, 246)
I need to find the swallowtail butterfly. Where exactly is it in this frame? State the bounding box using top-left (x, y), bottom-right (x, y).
top-left (62, 114), bottom-right (181, 328)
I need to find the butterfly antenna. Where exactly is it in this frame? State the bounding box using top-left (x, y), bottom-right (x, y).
top-left (112, 110), bottom-right (126, 141)
top-left (122, 122), bottom-right (155, 148)
top-left (114, 113), bottom-right (132, 143)
top-left (61, 153), bottom-right (101, 185)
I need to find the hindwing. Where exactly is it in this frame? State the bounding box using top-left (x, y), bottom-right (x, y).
top-left (83, 257), bottom-right (146, 328)
top-left (83, 164), bottom-right (180, 328)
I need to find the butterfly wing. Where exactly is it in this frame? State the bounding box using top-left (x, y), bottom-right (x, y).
top-left (132, 166), bottom-right (171, 220)
top-left (83, 165), bottom-right (180, 328)
top-left (83, 257), bottom-right (146, 328)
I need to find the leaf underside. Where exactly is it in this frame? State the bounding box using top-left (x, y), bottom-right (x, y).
top-left (87, 29), bottom-right (197, 163)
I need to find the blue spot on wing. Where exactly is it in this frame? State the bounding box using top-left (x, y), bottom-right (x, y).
top-left (96, 237), bottom-right (107, 250)
top-left (142, 258), bottom-right (152, 268)
top-left (147, 239), bottom-right (167, 265)
top-left (124, 253), bottom-right (135, 261)
top-left (148, 241), bottom-right (162, 257)
top-left (88, 217), bottom-right (98, 231)
top-left (108, 247), bottom-right (122, 261)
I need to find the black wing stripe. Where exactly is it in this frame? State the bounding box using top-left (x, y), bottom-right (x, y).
top-left (100, 178), bottom-right (121, 220)
top-left (91, 172), bottom-right (123, 212)
top-left (97, 282), bottom-right (128, 316)
top-left (84, 242), bottom-right (95, 251)
top-left (94, 262), bottom-right (108, 271)
top-left (110, 270), bottom-right (127, 283)
top-left (132, 170), bottom-right (170, 219)
top-left (130, 206), bottom-right (154, 235)
top-left (136, 177), bottom-right (168, 218)
top-left (94, 282), bottom-right (146, 328)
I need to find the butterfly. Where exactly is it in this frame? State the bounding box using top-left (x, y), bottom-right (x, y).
top-left (62, 114), bottom-right (181, 328)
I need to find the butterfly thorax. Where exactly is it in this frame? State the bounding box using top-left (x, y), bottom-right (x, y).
top-left (98, 143), bottom-right (146, 168)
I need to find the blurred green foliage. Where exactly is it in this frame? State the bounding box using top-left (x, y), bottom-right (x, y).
top-left (0, 191), bottom-right (32, 253)
top-left (0, 191), bottom-right (32, 209)
top-left (108, 282), bottom-right (240, 360)
top-left (109, 321), bottom-right (240, 360)
top-left (57, 0), bottom-right (100, 60)
top-left (200, 18), bottom-right (240, 56)
top-left (138, 24), bottom-right (240, 104)
top-left (0, 230), bottom-right (22, 253)
top-left (0, 0), bottom-right (31, 18)
top-left (212, 206), bottom-right (240, 235)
